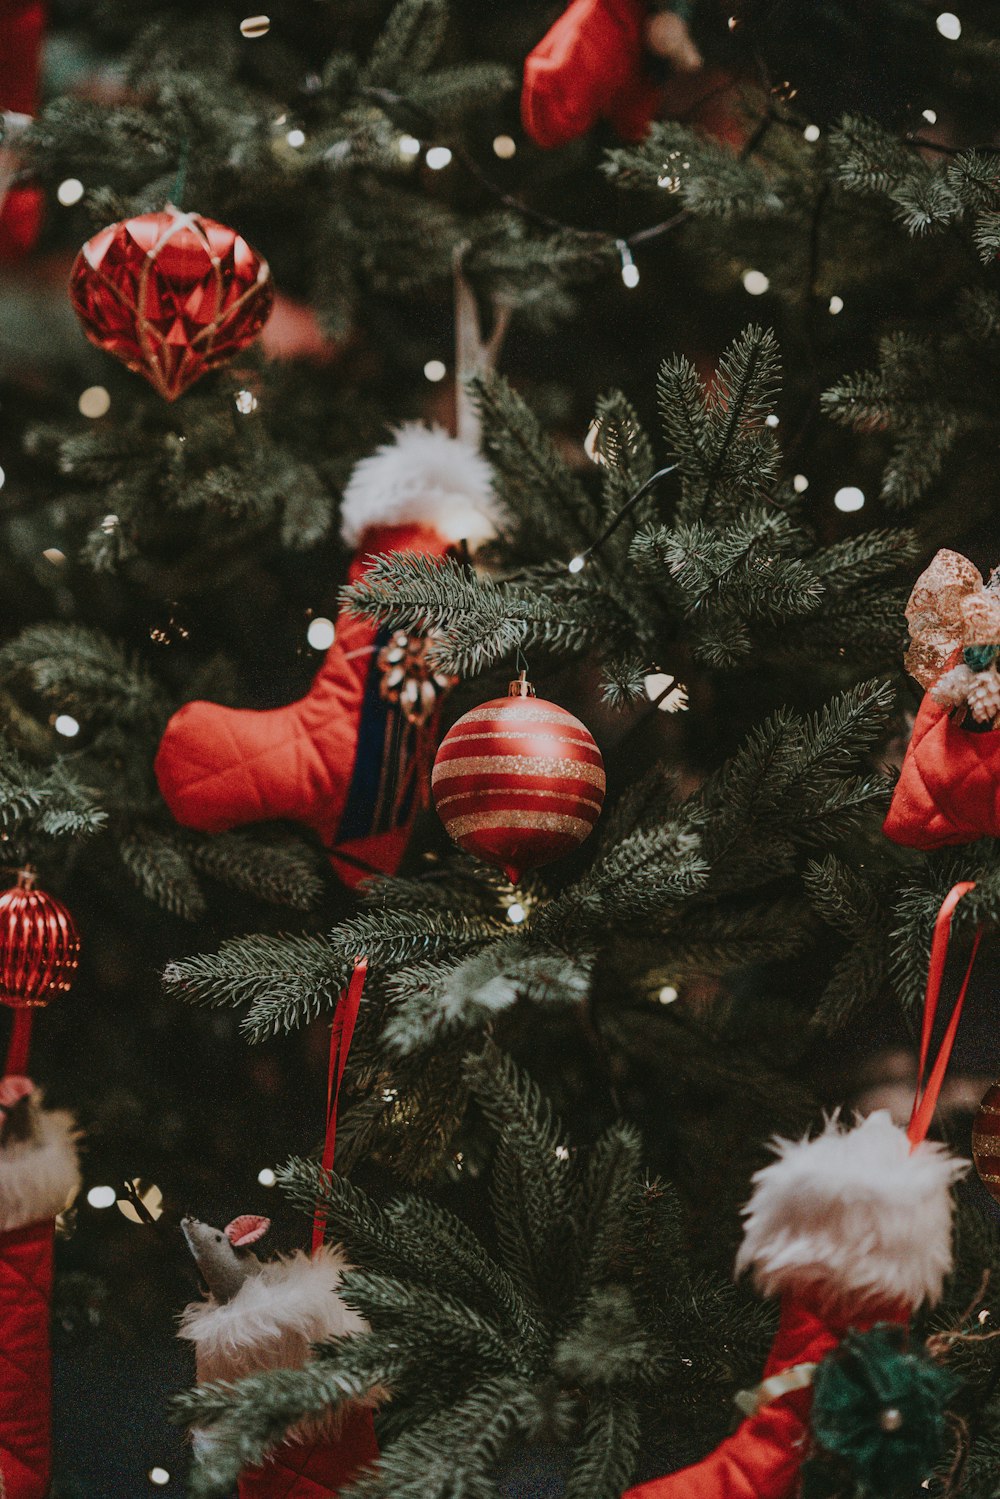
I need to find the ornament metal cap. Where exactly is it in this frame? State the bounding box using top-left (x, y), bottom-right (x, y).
top-left (508, 672), bottom-right (536, 698)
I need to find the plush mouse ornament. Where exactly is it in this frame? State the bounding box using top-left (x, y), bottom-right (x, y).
top-left (0, 1076), bottom-right (80, 1499)
top-left (623, 1112), bottom-right (965, 1499)
top-left (884, 549), bottom-right (1000, 849)
top-left (179, 1213), bottom-right (379, 1499)
top-left (155, 426), bottom-right (498, 886)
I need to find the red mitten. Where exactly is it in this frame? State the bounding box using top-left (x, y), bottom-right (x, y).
top-left (884, 548), bottom-right (1000, 850)
top-left (521, 0), bottom-right (661, 147)
top-left (624, 1112), bottom-right (964, 1499)
top-left (180, 1234), bottom-right (380, 1499)
top-left (155, 426), bottom-right (498, 886)
top-left (0, 2), bottom-right (45, 262)
top-left (0, 1081), bottom-right (80, 1499)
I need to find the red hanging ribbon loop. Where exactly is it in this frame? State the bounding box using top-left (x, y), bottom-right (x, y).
top-left (908, 881), bottom-right (981, 1148)
top-left (4, 1009), bottom-right (33, 1078)
top-left (311, 957), bottom-right (367, 1256)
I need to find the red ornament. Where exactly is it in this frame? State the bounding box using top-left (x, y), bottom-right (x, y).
top-left (973, 1080), bottom-right (1000, 1203)
top-left (0, 867), bottom-right (80, 1010)
top-left (69, 207), bottom-right (273, 401)
top-left (431, 675), bottom-right (605, 882)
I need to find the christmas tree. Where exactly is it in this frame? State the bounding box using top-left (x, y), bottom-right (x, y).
top-left (2, 0), bottom-right (1000, 1495)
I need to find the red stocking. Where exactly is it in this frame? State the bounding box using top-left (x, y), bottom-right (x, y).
top-left (0, 1082), bottom-right (80, 1499)
top-left (521, 0), bottom-right (661, 147)
top-left (155, 426), bottom-right (498, 886)
top-left (0, 2), bottom-right (45, 262)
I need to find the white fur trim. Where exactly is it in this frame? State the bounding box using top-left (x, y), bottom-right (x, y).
top-left (734, 1111), bottom-right (966, 1312)
top-left (178, 1243), bottom-right (368, 1385)
top-left (339, 424), bottom-right (500, 550)
top-left (0, 1108), bottom-right (80, 1232)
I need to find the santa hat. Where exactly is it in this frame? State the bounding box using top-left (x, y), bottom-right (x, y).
top-left (339, 424), bottom-right (500, 551)
top-left (735, 1111), bottom-right (967, 1313)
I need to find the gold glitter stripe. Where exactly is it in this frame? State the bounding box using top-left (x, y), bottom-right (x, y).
top-left (445, 728), bottom-right (599, 752)
top-left (432, 755), bottom-right (606, 789)
top-left (977, 1102), bottom-right (1000, 1116)
top-left (461, 704), bottom-right (577, 725)
top-left (447, 809), bottom-right (594, 839)
top-left (977, 1172), bottom-right (1000, 1185)
top-left (435, 787), bottom-right (605, 815)
top-left (972, 1132), bottom-right (1000, 1155)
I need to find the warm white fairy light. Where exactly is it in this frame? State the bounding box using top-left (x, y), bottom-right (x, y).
top-left (834, 485), bottom-right (865, 513)
top-left (803, 125), bottom-right (820, 142)
top-left (765, 413), bottom-right (779, 427)
top-left (78, 385), bottom-right (110, 419)
top-left (257, 1167), bottom-right (277, 1187)
top-left (644, 673), bottom-right (689, 713)
top-left (307, 617), bottom-right (335, 651)
top-left (829, 295), bottom-right (844, 314)
top-left (423, 359), bottom-right (446, 383)
top-left (425, 146), bottom-right (452, 170)
top-left (554, 1145), bottom-right (570, 1161)
top-left (54, 714), bottom-right (80, 738)
top-left (43, 548), bottom-right (66, 565)
top-left (101, 513), bottom-right (119, 533)
top-left (492, 134), bottom-right (516, 159)
top-left (935, 12), bottom-right (961, 39)
top-left (567, 555), bottom-right (585, 574)
top-left (506, 902), bottom-right (526, 924)
top-left (658, 985), bottom-right (679, 1004)
top-left (743, 269), bottom-right (769, 296)
top-left (0, 467), bottom-right (5, 490)
top-left (148, 1468), bottom-right (170, 1487)
top-left (583, 419), bottom-right (607, 465)
top-left (87, 1185), bottom-right (116, 1209)
top-left (922, 108), bottom-right (938, 124)
top-left (240, 15), bottom-right (270, 37)
top-left (234, 389), bottom-right (258, 414)
top-left (793, 473), bottom-right (809, 493)
top-left (57, 178), bottom-right (85, 206)
top-left (286, 127), bottom-right (306, 148)
top-left (398, 134), bottom-right (421, 158)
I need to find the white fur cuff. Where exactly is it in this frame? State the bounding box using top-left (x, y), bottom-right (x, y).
top-left (339, 424), bottom-right (500, 550)
top-left (0, 1108), bottom-right (80, 1233)
top-left (735, 1111), bottom-right (966, 1312)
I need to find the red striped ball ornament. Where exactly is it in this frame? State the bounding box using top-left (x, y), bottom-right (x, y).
top-left (0, 867), bottom-right (80, 1009)
top-left (431, 676), bottom-right (605, 882)
top-left (973, 1080), bottom-right (1000, 1203)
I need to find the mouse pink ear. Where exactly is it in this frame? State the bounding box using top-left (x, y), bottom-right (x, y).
top-left (224, 1214), bottom-right (270, 1247)
top-left (0, 1076), bottom-right (34, 1109)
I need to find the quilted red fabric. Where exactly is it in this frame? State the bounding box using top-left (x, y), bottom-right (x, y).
top-left (0, 1217), bottom-right (55, 1499)
top-left (521, 0), bottom-right (662, 147)
top-left (238, 1408), bottom-right (379, 1499)
top-left (883, 689), bottom-right (1000, 849)
top-left (623, 1295), bottom-right (905, 1499)
top-left (154, 521), bottom-right (451, 888)
top-left (0, 2), bottom-right (45, 263)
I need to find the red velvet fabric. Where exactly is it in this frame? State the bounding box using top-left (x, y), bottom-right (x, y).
top-left (154, 522), bottom-right (452, 888)
top-left (0, 2), bottom-right (45, 262)
top-left (623, 1294), bottom-right (906, 1499)
top-left (883, 690), bottom-right (1000, 849)
top-left (238, 1408), bottom-right (379, 1499)
top-left (0, 1217), bottom-right (55, 1499)
top-left (521, 0), bottom-right (662, 147)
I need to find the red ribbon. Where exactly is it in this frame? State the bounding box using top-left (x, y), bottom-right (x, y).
top-left (4, 1009), bottom-right (33, 1078)
top-left (907, 881), bottom-right (982, 1148)
top-left (311, 957), bottom-right (367, 1256)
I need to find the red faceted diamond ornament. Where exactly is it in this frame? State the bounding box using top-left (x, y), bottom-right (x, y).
top-left (0, 867), bottom-right (80, 1010)
top-left (69, 207), bottom-right (274, 401)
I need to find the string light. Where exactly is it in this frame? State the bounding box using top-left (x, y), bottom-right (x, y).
top-left (658, 985), bottom-right (679, 1004)
top-left (567, 555), bottom-right (585, 574)
top-left (148, 1468), bottom-right (170, 1487)
top-left (506, 902), bottom-right (526, 924)
top-left (979, 1308), bottom-right (992, 1324)
top-left (286, 127), bottom-right (306, 148)
top-left (398, 134), bottom-right (421, 158)
top-left (240, 14), bottom-right (270, 37)
top-left (644, 673), bottom-right (689, 713)
top-left (935, 12), bottom-right (961, 39)
top-left (78, 385), bottom-right (110, 418)
top-left (492, 135), bottom-right (516, 159)
top-left (922, 108), bottom-right (938, 124)
top-left (425, 146), bottom-right (452, 170)
top-left (86, 1185), bottom-right (116, 1209)
top-left (793, 474), bottom-right (809, 493)
top-left (743, 269), bottom-right (769, 296)
top-left (257, 1167), bottom-right (277, 1187)
top-left (828, 295), bottom-right (844, 314)
top-left (117, 1179), bottom-right (164, 1223)
top-left (100, 513), bottom-right (119, 533)
top-left (554, 1145), bottom-right (570, 1161)
top-left (834, 485), bottom-right (865, 513)
top-left (803, 124), bottom-right (820, 142)
top-left (0, 466), bottom-right (5, 490)
top-left (765, 413), bottom-right (779, 427)
top-left (234, 389), bottom-right (258, 414)
top-left (57, 178), bottom-right (84, 206)
top-left (583, 419), bottom-right (607, 465)
top-left (42, 548), bottom-right (66, 565)
top-left (306, 617), bottom-right (335, 651)
top-left (54, 714), bottom-right (80, 738)
top-left (618, 240), bottom-right (639, 288)
top-left (423, 359), bottom-right (446, 382)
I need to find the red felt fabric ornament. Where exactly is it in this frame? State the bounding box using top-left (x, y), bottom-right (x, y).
top-left (155, 426), bottom-right (499, 886)
top-left (623, 1111), bottom-right (965, 1499)
top-left (884, 549), bottom-right (1000, 850)
top-left (0, 1), bottom-right (45, 262)
top-left (0, 1082), bottom-right (80, 1499)
top-left (431, 673), bottom-right (606, 883)
top-left (69, 207), bottom-right (274, 400)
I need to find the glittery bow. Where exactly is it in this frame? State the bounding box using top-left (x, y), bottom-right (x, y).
top-left (904, 549), bottom-right (1000, 687)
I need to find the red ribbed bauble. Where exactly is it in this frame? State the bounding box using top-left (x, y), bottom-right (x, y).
top-left (973, 1080), bottom-right (1000, 1202)
top-left (431, 675), bottom-right (605, 882)
top-left (0, 868), bottom-right (80, 1009)
top-left (69, 206), bottom-right (273, 401)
